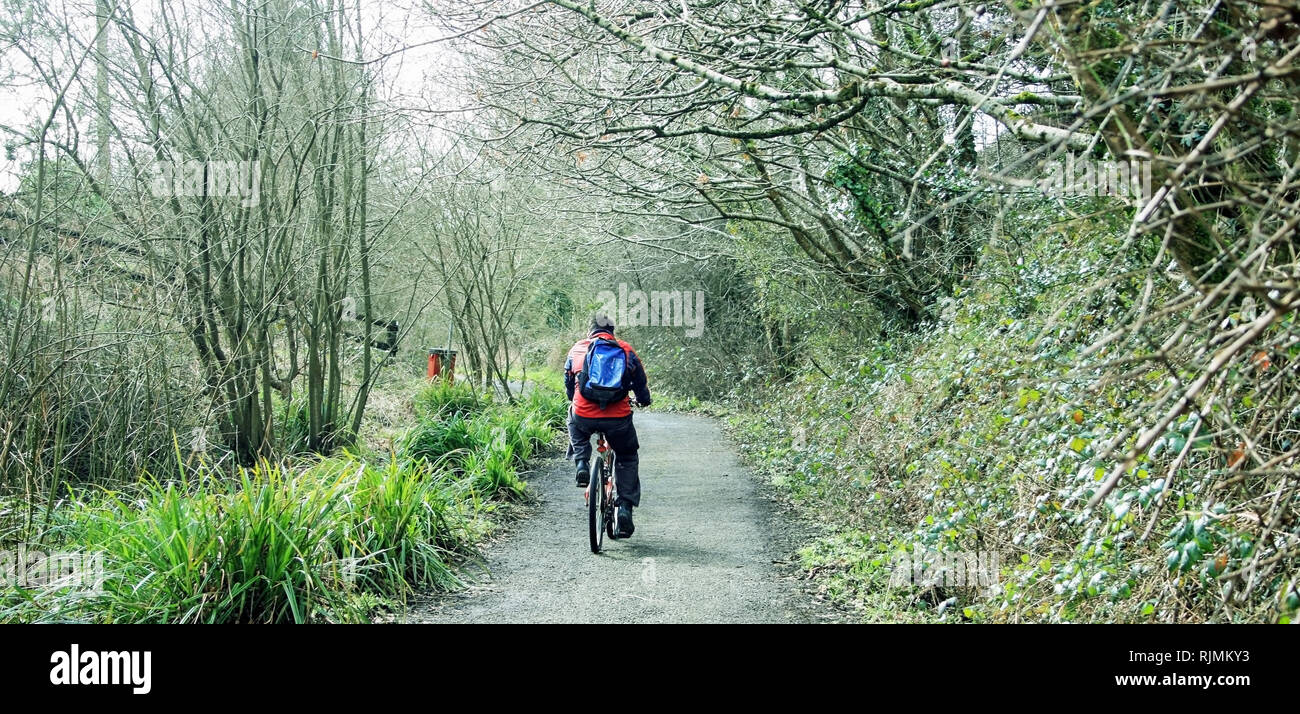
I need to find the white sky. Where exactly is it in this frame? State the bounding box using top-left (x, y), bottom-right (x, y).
top-left (0, 0), bottom-right (1059, 195)
top-left (0, 0), bottom-right (455, 194)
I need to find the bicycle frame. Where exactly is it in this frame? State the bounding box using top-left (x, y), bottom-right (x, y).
top-left (599, 434), bottom-right (617, 503)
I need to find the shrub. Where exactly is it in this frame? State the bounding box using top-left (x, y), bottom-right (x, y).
top-left (413, 380), bottom-right (490, 420)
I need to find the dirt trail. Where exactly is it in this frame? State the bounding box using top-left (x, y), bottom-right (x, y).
top-left (404, 411), bottom-right (820, 624)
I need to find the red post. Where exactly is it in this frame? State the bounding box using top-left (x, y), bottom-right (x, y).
top-left (427, 348), bottom-right (457, 383)
top-left (427, 350), bottom-right (441, 380)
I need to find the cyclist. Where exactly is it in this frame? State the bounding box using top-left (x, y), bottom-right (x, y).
top-left (564, 313), bottom-right (652, 538)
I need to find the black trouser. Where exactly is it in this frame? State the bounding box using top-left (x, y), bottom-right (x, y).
top-left (568, 412), bottom-right (640, 507)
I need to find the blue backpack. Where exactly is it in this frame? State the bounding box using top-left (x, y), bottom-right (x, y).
top-left (578, 336), bottom-right (629, 409)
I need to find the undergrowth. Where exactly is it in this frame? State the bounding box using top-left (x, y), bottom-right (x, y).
top-left (730, 221), bottom-right (1300, 624)
top-left (0, 375), bottom-right (568, 623)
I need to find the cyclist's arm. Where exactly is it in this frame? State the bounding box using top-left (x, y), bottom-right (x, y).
top-left (627, 349), bottom-right (652, 406)
top-left (563, 354), bottom-right (576, 401)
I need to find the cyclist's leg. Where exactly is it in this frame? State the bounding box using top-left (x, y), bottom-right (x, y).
top-left (569, 412), bottom-right (596, 484)
top-left (605, 415), bottom-right (640, 507)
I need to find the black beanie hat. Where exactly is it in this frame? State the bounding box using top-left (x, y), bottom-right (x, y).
top-left (590, 312), bottom-right (615, 335)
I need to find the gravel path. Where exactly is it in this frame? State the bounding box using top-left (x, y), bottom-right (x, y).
top-left (403, 411), bottom-right (819, 623)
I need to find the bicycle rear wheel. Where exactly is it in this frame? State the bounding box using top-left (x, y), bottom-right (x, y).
top-left (604, 451), bottom-right (618, 539)
top-left (587, 456), bottom-right (604, 553)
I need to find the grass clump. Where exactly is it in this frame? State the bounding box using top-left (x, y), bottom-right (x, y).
top-left (1, 374), bottom-right (567, 624)
top-left (414, 380), bottom-right (491, 420)
top-left (395, 382), bottom-right (568, 501)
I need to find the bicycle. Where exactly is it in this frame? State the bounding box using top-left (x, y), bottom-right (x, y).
top-left (582, 397), bottom-right (639, 554)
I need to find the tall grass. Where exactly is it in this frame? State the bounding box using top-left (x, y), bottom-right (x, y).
top-left (397, 413), bottom-right (478, 466)
top-left (413, 379), bottom-right (490, 420)
top-left (398, 381), bottom-right (567, 501)
top-left (69, 466), bottom-right (351, 623)
top-left (0, 378), bottom-right (567, 624)
top-left (314, 457), bottom-right (468, 600)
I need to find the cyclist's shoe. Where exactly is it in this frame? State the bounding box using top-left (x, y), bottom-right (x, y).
top-left (575, 459), bottom-right (589, 488)
top-left (615, 505), bottom-right (635, 539)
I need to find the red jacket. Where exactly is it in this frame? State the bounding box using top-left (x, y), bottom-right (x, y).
top-left (564, 332), bottom-right (651, 418)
